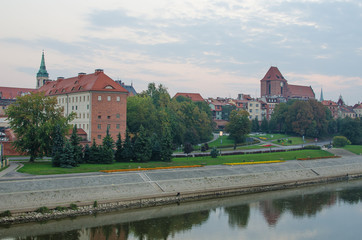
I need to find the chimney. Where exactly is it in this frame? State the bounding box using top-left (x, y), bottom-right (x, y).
top-left (78, 72), bottom-right (86, 78)
top-left (95, 69), bottom-right (104, 75)
top-left (57, 77), bottom-right (64, 81)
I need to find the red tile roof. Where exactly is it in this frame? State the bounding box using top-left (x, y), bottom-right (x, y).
top-left (287, 84), bottom-right (315, 99)
top-left (322, 100), bottom-right (338, 106)
top-left (38, 70), bottom-right (128, 96)
top-left (261, 66), bottom-right (287, 82)
top-left (174, 92), bottom-right (205, 102)
top-left (0, 87), bottom-right (35, 99)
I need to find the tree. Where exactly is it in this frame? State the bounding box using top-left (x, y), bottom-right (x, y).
top-left (121, 129), bottom-right (134, 162)
top-left (251, 117), bottom-right (260, 132)
top-left (333, 136), bottom-right (351, 147)
top-left (88, 139), bottom-right (100, 164)
top-left (115, 132), bottom-right (124, 162)
top-left (183, 142), bottom-right (194, 155)
top-left (260, 117), bottom-right (269, 133)
top-left (51, 124), bottom-right (64, 167)
top-left (133, 125), bottom-right (152, 162)
top-left (60, 140), bottom-right (76, 168)
top-left (225, 110), bottom-right (251, 149)
top-left (6, 92), bottom-right (74, 162)
top-left (338, 117), bottom-right (362, 145)
top-left (150, 133), bottom-right (162, 161)
top-left (100, 127), bottom-right (115, 164)
top-left (83, 144), bottom-right (90, 163)
top-left (160, 123), bottom-right (173, 162)
top-left (70, 125), bottom-right (83, 165)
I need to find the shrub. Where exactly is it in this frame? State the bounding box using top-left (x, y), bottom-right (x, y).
top-left (55, 206), bottom-right (67, 211)
top-left (303, 145), bottom-right (321, 150)
top-left (69, 203), bottom-right (78, 210)
top-left (36, 207), bottom-right (50, 214)
top-left (0, 210), bottom-right (11, 217)
top-left (333, 136), bottom-right (351, 147)
top-left (210, 147), bottom-right (220, 158)
top-left (93, 201), bottom-right (98, 208)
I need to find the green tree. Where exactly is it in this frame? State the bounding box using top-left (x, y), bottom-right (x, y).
top-left (333, 136), bottom-right (351, 147)
top-left (89, 139), bottom-right (100, 164)
top-left (251, 117), bottom-right (260, 132)
top-left (100, 127), bottom-right (115, 164)
top-left (260, 117), bottom-right (269, 133)
top-left (121, 129), bottom-right (134, 162)
top-left (160, 122), bottom-right (173, 162)
top-left (5, 92), bottom-right (74, 162)
top-left (225, 110), bottom-right (251, 149)
top-left (183, 142), bottom-right (194, 155)
top-left (83, 144), bottom-right (90, 163)
top-left (150, 133), bottom-right (162, 161)
top-left (70, 125), bottom-right (83, 165)
top-left (133, 125), bottom-right (152, 162)
top-left (115, 132), bottom-right (124, 162)
top-left (338, 117), bottom-right (362, 145)
top-left (60, 140), bottom-right (76, 168)
top-left (51, 124), bottom-right (64, 167)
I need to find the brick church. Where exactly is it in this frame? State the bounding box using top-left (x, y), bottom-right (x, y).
top-left (260, 66), bottom-right (315, 100)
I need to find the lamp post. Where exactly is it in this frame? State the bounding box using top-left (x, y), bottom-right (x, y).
top-left (219, 131), bottom-right (223, 145)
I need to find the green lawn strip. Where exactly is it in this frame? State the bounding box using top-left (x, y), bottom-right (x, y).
top-left (343, 145), bottom-right (362, 155)
top-left (18, 150), bottom-right (334, 175)
top-left (207, 135), bottom-right (235, 148)
top-left (272, 137), bottom-right (314, 146)
top-left (251, 133), bottom-right (290, 141)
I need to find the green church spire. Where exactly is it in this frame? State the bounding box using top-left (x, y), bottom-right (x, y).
top-left (320, 88), bottom-right (324, 102)
top-left (37, 51), bottom-right (49, 78)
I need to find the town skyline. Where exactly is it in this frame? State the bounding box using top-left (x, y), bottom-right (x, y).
top-left (1, 0), bottom-right (361, 104)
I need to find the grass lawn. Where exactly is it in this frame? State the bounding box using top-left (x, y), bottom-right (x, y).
top-left (343, 145), bottom-right (362, 155)
top-left (18, 150), bottom-right (334, 175)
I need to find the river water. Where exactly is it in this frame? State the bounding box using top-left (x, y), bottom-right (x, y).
top-left (1, 179), bottom-right (362, 240)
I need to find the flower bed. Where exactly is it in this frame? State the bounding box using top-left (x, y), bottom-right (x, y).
top-left (297, 156), bottom-right (341, 160)
top-left (262, 144), bottom-right (272, 147)
top-left (100, 165), bottom-right (204, 173)
top-left (223, 160), bottom-right (285, 166)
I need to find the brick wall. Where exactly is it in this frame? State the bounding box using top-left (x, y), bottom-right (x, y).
top-left (90, 92), bottom-right (127, 145)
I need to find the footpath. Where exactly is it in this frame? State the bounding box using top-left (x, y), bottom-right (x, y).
top-left (1, 149), bottom-right (362, 220)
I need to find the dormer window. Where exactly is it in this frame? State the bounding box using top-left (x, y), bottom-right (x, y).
top-left (78, 86), bottom-right (82, 90)
top-left (61, 89), bottom-right (65, 93)
top-left (49, 90), bottom-right (52, 94)
top-left (71, 87), bottom-right (75, 91)
top-left (75, 80), bottom-right (78, 84)
top-left (104, 85), bottom-right (114, 89)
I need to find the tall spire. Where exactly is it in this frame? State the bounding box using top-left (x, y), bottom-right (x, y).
top-left (36, 51), bottom-right (49, 89)
top-left (320, 88), bottom-right (324, 102)
top-left (37, 51), bottom-right (49, 78)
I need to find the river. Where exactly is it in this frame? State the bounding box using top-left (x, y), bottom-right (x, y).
top-left (1, 179), bottom-right (362, 240)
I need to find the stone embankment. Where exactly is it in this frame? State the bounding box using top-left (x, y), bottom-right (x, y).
top-left (1, 154), bottom-right (362, 224)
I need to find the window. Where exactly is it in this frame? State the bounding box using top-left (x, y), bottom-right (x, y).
top-left (87, 113), bottom-right (89, 119)
top-left (72, 97), bottom-right (74, 102)
top-left (98, 135), bottom-right (101, 139)
top-left (107, 116), bottom-right (110, 119)
top-left (117, 96), bottom-right (120, 102)
top-left (87, 124), bottom-right (89, 130)
top-left (98, 96), bottom-right (102, 101)
top-left (87, 105), bottom-right (89, 110)
top-left (249, 109), bottom-right (252, 113)
top-left (76, 97), bottom-right (78, 102)
top-left (250, 103), bottom-right (253, 107)
top-left (75, 106), bottom-right (78, 110)
top-left (116, 113), bottom-right (120, 118)
top-left (256, 104), bottom-right (259, 107)
top-left (87, 96), bottom-right (89, 101)
top-left (98, 115), bottom-right (101, 119)
top-left (98, 124), bottom-right (101, 129)
top-left (107, 96), bottom-right (111, 101)
top-left (116, 124), bottom-right (120, 129)
top-left (107, 124), bottom-right (111, 129)
top-left (72, 106), bottom-right (74, 110)
top-left (83, 96), bottom-right (85, 101)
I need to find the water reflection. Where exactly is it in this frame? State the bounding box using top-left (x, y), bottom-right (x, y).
top-left (3, 180), bottom-right (362, 240)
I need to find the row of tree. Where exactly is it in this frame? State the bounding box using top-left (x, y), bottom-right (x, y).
top-left (127, 83), bottom-right (214, 146)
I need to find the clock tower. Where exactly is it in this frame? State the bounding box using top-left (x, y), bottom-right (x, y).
top-left (36, 51), bottom-right (49, 89)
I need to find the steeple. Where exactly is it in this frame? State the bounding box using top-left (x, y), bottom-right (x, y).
top-left (320, 88), bottom-right (324, 102)
top-left (36, 51), bottom-right (49, 89)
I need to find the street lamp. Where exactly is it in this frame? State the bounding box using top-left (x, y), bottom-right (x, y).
top-left (219, 131), bottom-right (223, 145)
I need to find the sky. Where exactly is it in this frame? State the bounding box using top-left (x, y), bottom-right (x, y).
top-left (0, 0), bottom-right (361, 104)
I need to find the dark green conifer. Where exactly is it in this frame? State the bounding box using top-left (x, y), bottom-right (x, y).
top-left (52, 124), bottom-right (64, 167)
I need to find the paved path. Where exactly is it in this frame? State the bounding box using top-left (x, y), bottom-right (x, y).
top-left (1, 154), bottom-right (362, 212)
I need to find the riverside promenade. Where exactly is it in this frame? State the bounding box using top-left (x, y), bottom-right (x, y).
top-left (1, 151), bottom-right (362, 214)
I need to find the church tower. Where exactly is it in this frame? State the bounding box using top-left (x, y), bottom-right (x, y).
top-left (36, 51), bottom-right (49, 89)
top-left (320, 88), bottom-right (324, 102)
top-left (260, 66), bottom-right (287, 98)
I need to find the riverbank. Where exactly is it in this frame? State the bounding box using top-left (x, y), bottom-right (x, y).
top-left (1, 155), bottom-right (362, 224)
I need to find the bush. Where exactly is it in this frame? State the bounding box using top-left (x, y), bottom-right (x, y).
top-left (36, 207), bottom-right (50, 214)
top-left (333, 136), bottom-right (351, 147)
top-left (210, 147), bottom-right (220, 158)
top-left (0, 210), bottom-right (11, 217)
top-left (69, 203), bottom-right (78, 210)
top-left (303, 145), bottom-right (321, 150)
top-left (93, 201), bottom-right (98, 208)
top-left (55, 206), bottom-right (67, 211)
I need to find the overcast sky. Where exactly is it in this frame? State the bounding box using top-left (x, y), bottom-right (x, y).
top-left (1, 0), bottom-right (361, 104)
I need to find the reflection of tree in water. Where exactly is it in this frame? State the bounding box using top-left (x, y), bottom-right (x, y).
top-left (259, 200), bottom-right (282, 227)
top-left (272, 191), bottom-right (336, 218)
top-left (130, 210), bottom-right (210, 240)
top-left (90, 223), bottom-right (130, 240)
top-left (224, 204), bottom-right (250, 229)
top-left (338, 187), bottom-right (362, 204)
top-left (15, 229), bottom-right (81, 240)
